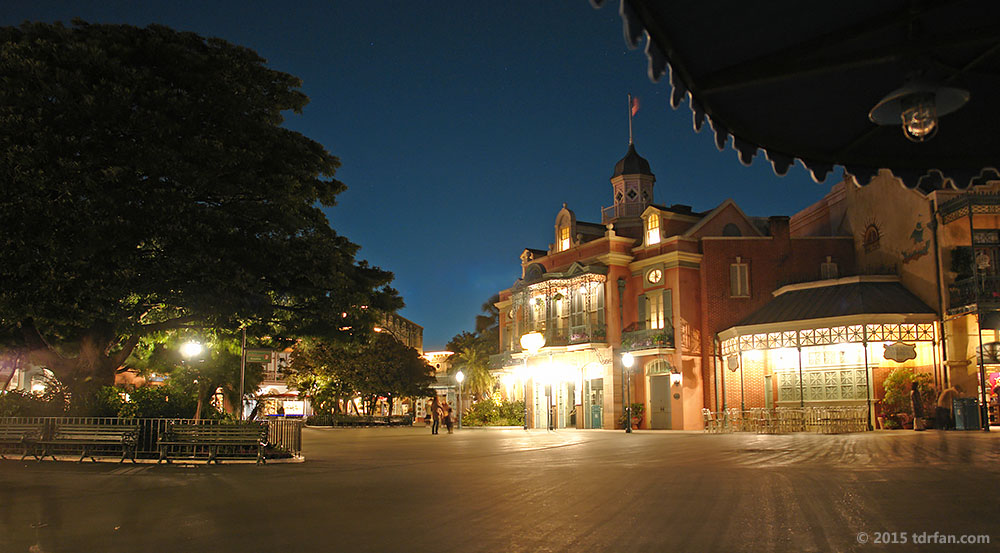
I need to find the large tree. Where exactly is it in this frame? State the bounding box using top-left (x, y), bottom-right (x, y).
top-left (0, 21), bottom-right (400, 397)
top-left (289, 333), bottom-right (434, 416)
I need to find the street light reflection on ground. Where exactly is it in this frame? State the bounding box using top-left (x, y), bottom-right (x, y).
top-left (520, 331), bottom-right (545, 430)
top-left (456, 370), bottom-right (465, 429)
top-left (622, 352), bottom-right (634, 434)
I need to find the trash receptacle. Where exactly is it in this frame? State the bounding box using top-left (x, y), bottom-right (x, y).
top-left (954, 398), bottom-right (981, 430)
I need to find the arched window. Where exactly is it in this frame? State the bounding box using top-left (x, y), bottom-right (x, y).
top-left (722, 223), bottom-right (742, 236)
top-left (646, 213), bottom-right (661, 245)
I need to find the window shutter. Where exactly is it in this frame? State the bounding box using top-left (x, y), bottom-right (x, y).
top-left (663, 290), bottom-right (673, 333)
top-left (636, 294), bottom-right (647, 330)
top-left (730, 264), bottom-right (739, 296)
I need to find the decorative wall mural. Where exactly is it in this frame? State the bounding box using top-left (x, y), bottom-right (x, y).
top-left (902, 219), bottom-right (930, 264)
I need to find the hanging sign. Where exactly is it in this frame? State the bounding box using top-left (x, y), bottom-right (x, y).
top-left (883, 342), bottom-right (917, 363)
top-left (246, 350), bottom-right (272, 363)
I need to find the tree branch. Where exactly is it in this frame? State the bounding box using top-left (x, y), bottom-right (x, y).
top-left (108, 334), bottom-right (141, 370)
top-left (138, 315), bottom-right (201, 334)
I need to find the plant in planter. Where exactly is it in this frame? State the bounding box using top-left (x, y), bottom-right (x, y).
top-left (618, 402), bottom-right (645, 429)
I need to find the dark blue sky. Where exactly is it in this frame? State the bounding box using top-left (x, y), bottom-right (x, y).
top-left (2, 1), bottom-right (838, 350)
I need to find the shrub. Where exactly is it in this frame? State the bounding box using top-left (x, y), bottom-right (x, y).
top-left (462, 398), bottom-right (524, 426)
top-left (882, 368), bottom-right (935, 416)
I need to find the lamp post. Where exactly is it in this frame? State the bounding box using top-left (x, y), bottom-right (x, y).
top-left (622, 352), bottom-right (634, 433)
top-left (456, 370), bottom-right (465, 430)
top-left (520, 331), bottom-right (546, 430)
top-left (239, 327), bottom-right (246, 422)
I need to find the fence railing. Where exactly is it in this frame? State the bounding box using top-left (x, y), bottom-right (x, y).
top-left (0, 416), bottom-right (303, 458)
top-left (702, 406), bottom-right (870, 434)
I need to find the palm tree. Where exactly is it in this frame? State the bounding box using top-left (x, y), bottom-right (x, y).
top-left (448, 345), bottom-right (494, 401)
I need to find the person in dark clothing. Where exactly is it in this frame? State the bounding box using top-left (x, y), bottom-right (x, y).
top-left (430, 396), bottom-right (442, 435)
top-left (443, 402), bottom-right (454, 434)
top-left (911, 381), bottom-right (925, 431)
top-left (936, 385), bottom-right (961, 430)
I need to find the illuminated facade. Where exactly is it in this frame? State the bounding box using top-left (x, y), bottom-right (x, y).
top-left (491, 143), bottom-right (857, 429)
top-left (794, 173), bottom-right (1000, 425)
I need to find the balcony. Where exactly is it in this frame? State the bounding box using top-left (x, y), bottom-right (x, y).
top-left (948, 276), bottom-right (1000, 312)
top-left (601, 203), bottom-right (646, 224)
top-left (621, 327), bottom-right (674, 352)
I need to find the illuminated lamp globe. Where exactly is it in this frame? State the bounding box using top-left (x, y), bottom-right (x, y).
top-left (456, 370), bottom-right (465, 384)
top-left (520, 331), bottom-right (546, 354)
top-left (180, 341), bottom-right (204, 359)
top-left (869, 80), bottom-right (969, 143)
top-left (622, 352), bottom-right (635, 369)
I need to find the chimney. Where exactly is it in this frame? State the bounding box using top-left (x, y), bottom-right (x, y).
top-left (768, 216), bottom-right (790, 242)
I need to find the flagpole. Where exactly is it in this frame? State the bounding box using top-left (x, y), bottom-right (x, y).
top-left (627, 93), bottom-right (633, 145)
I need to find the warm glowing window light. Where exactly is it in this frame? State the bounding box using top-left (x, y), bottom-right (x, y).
top-left (646, 213), bottom-right (660, 245)
top-left (560, 226), bottom-right (570, 251)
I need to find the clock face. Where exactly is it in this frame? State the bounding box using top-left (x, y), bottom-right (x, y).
top-left (647, 269), bottom-right (662, 284)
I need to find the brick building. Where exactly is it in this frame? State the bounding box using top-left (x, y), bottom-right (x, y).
top-left (492, 143), bottom-right (856, 429)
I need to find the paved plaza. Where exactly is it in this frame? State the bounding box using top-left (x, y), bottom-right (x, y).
top-left (2, 426), bottom-right (999, 552)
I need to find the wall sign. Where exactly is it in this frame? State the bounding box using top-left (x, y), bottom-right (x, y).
top-left (883, 342), bottom-right (917, 363)
top-left (727, 354), bottom-right (739, 372)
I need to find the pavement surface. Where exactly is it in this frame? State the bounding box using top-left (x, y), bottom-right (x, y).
top-left (2, 426), bottom-right (999, 552)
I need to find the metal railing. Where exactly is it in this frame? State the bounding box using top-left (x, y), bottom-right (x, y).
top-left (601, 203), bottom-right (647, 223)
top-left (948, 275), bottom-right (1000, 309)
top-left (0, 416), bottom-right (303, 458)
top-left (702, 406), bottom-right (869, 434)
top-left (622, 327), bottom-right (674, 351)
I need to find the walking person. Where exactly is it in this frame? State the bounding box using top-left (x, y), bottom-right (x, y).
top-left (911, 381), bottom-right (926, 431)
top-left (443, 401), bottom-right (454, 434)
top-left (936, 385), bottom-right (961, 430)
top-left (430, 396), bottom-right (442, 435)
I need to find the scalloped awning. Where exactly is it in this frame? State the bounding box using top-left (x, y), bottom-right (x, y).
top-left (592, 0), bottom-right (1000, 191)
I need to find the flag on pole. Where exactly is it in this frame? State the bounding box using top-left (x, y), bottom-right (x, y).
top-left (630, 96), bottom-right (640, 116)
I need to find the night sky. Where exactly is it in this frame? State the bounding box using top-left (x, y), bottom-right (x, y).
top-left (1, 1), bottom-right (839, 350)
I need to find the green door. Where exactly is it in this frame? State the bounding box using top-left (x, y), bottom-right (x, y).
top-left (650, 375), bottom-right (671, 429)
top-left (589, 378), bottom-right (603, 429)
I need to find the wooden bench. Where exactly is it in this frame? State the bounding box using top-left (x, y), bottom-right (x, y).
top-left (39, 423), bottom-right (138, 463)
top-left (157, 422), bottom-right (268, 465)
top-left (0, 422), bottom-right (45, 461)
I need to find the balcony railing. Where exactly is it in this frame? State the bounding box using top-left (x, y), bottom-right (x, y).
top-left (621, 327), bottom-right (674, 351)
top-left (948, 276), bottom-right (1000, 310)
top-left (494, 326), bottom-right (608, 367)
top-left (601, 203), bottom-right (646, 224)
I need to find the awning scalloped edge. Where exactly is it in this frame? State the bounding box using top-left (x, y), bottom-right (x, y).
top-left (590, 0), bottom-right (1000, 192)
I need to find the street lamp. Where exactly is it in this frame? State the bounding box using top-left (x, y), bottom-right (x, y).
top-left (622, 352), bottom-right (635, 434)
top-left (180, 341), bottom-right (204, 359)
top-left (520, 331), bottom-right (546, 430)
top-left (455, 370), bottom-right (465, 430)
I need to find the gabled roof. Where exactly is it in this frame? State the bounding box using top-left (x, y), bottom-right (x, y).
top-left (735, 277), bottom-right (935, 328)
top-left (682, 198), bottom-right (764, 238)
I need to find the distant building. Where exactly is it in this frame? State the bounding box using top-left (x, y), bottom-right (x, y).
top-left (376, 312), bottom-right (424, 354)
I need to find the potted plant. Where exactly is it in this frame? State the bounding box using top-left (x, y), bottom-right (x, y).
top-left (618, 402), bottom-right (645, 429)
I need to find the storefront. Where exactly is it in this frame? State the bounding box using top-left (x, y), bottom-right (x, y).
top-left (495, 346), bottom-right (612, 429)
top-left (718, 277), bottom-right (939, 421)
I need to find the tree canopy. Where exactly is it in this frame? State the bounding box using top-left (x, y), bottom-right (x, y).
top-left (0, 21), bottom-right (401, 395)
top-left (289, 333), bottom-right (434, 416)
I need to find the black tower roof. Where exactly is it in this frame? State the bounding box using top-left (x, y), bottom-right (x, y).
top-left (611, 143), bottom-right (653, 178)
